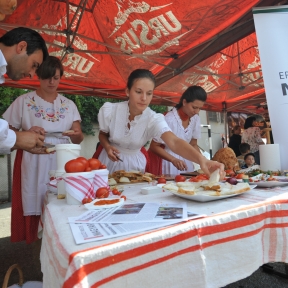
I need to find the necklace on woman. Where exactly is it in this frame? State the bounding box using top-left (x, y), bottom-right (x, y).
top-left (177, 107), bottom-right (189, 121)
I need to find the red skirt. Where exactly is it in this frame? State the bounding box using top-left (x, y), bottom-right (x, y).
top-left (146, 145), bottom-right (165, 176)
top-left (11, 149), bottom-right (40, 244)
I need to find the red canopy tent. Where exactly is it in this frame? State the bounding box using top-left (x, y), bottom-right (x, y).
top-left (0, 0), bottom-right (283, 111)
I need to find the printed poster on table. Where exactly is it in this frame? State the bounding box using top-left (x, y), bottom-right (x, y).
top-left (253, 5), bottom-right (288, 169)
top-left (68, 202), bottom-right (205, 244)
top-left (69, 202), bottom-right (188, 223)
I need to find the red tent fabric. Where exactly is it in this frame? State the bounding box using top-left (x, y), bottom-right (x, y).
top-left (0, 0), bottom-right (281, 111)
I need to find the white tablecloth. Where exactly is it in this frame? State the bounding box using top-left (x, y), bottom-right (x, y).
top-left (40, 183), bottom-right (288, 288)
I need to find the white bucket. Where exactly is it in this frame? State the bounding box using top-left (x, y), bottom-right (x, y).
top-left (63, 169), bottom-right (109, 205)
top-left (55, 144), bottom-right (81, 171)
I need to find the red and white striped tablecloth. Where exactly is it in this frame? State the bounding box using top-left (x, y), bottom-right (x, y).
top-left (40, 183), bottom-right (288, 288)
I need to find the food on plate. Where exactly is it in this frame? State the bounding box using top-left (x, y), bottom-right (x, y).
top-left (163, 181), bottom-right (250, 196)
top-left (108, 170), bottom-right (156, 184)
top-left (242, 175), bottom-right (249, 183)
top-left (189, 174), bottom-right (209, 182)
top-left (142, 175), bottom-right (153, 182)
top-left (119, 176), bottom-right (131, 183)
top-left (57, 194), bottom-right (66, 199)
top-left (82, 197), bottom-right (93, 204)
top-left (207, 169), bottom-right (220, 186)
top-left (236, 173), bottom-right (245, 179)
top-left (94, 199), bottom-right (120, 206)
top-left (157, 177), bottom-right (166, 184)
top-left (120, 195), bottom-right (127, 201)
top-left (225, 169), bottom-right (236, 177)
top-left (174, 175), bottom-right (186, 182)
top-left (108, 178), bottom-right (118, 186)
top-left (212, 147), bottom-right (239, 170)
top-left (95, 187), bottom-right (110, 198)
top-left (112, 188), bottom-right (121, 195)
top-left (226, 177), bottom-right (238, 185)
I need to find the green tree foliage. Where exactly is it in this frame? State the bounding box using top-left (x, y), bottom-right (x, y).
top-left (0, 87), bottom-right (168, 136)
top-left (0, 87), bottom-right (27, 115)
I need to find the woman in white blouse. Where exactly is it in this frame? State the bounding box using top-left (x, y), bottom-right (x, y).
top-left (95, 69), bottom-right (224, 177)
top-left (147, 86), bottom-right (206, 175)
top-left (3, 56), bottom-right (83, 244)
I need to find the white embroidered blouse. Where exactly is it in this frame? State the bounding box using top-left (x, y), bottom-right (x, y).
top-left (153, 108), bottom-right (201, 174)
top-left (98, 101), bottom-right (171, 173)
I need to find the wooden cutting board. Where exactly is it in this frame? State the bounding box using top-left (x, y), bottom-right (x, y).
top-left (155, 174), bottom-right (178, 181)
top-left (180, 171), bottom-right (199, 177)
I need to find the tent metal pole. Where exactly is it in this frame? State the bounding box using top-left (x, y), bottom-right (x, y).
top-left (201, 124), bottom-right (213, 159)
top-left (222, 102), bottom-right (228, 146)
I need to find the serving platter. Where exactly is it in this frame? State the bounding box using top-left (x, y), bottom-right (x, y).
top-left (165, 185), bottom-right (257, 202)
top-left (250, 180), bottom-right (288, 188)
top-left (249, 175), bottom-right (288, 188)
top-left (84, 197), bottom-right (124, 209)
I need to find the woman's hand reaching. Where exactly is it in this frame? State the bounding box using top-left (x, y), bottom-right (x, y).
top-left (198, 158), bottom-right (225, 180)
top-left (171, 158), bottom-right (188, 171)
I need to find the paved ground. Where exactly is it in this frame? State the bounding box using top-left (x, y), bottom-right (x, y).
top-left (1, 201), bottom-right (288, 287)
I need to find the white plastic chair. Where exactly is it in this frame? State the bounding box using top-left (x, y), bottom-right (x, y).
top-left (2, 264), bottom-right (42, 288)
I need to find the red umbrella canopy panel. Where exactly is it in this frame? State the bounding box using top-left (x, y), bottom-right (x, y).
top-left (0, 0), bottom-right (268, 104)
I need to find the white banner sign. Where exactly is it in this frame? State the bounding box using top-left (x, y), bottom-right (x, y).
top-left (253, 6), bottom-right (288, 169)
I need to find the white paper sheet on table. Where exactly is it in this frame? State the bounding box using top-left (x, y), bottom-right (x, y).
top-left (69, 209), bottom-right (206, 244)
top-left (69, 202), bottom-right (188, 223)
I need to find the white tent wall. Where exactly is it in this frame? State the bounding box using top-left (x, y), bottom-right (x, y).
top-left (198, 111), bottom-right (225, 158)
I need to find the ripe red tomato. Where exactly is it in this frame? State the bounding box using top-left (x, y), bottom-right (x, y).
top-left (99, 164), bottom-right (107, 169)
top-left (236, 173), bottom-right (245, 179)
top-left (112, 188), bottom-right (121, 195)
top-left (77, 157), bottom-right (89, 170)
top-left (96, 187), bottom-right (109, 198)
top-left (225, 169), bottom-right (235, 177)
top-left (82, 197), bottom-right (93, 204)
top-left (174, 175), bottom-right (186, 182)
top-left (120, 195), bottom-right (127, 201)
top-left (88, 158), bottom-right (101, 170)
top-left (65, 159), bottom-right (86, 173)
top-left (85, 167), bottom-right (92, 172)
top-left (157, 177), bottom-right (166, 184)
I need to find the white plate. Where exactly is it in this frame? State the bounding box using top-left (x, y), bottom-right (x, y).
top-left (166, 185), bottom-right (257, 202)
top-left (249, 181), bottom-right (288, 188)
top-left (84, 197), bottom-right (124, 209)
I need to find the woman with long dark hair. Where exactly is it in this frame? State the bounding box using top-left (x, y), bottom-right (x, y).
top-left (147, 85), bottom-right (207, 175)
top-left (93, 69), bottom-right (224, 177)
top-left (241, 116), bottom-right (264, 164)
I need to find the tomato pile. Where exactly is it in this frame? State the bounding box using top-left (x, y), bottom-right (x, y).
top-left (65, 157), bottom-right (107, 173)
top-left (188, 174), bottom-right (209, 182)
top-left (174, 175), bottom-right (186, 182)
top-left (81, 186), bottom-right (127, 204)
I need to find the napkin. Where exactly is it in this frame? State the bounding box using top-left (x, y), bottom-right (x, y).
top-left (63, 172), bottom-right (109, 202)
